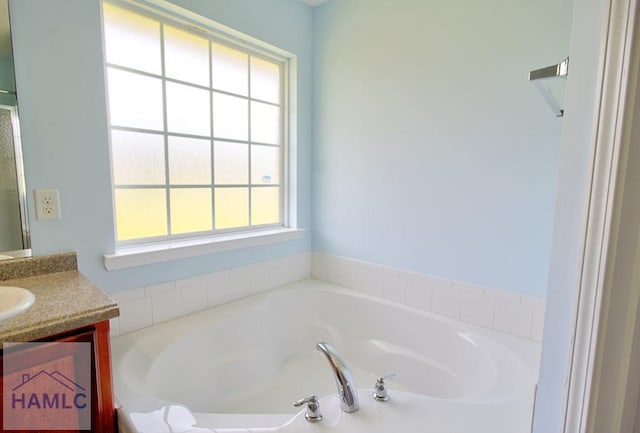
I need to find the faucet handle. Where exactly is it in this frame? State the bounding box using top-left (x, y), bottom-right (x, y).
top-left (372, 373), bottom-right (397, 402)
top-left (293, 394), bottom-right (323, 423)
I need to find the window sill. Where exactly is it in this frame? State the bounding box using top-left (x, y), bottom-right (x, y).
top-left (103, 228), bottom-right (305, 271)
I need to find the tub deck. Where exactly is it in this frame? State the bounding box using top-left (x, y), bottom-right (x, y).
top-left (112, 279), bottom-right (540, 433)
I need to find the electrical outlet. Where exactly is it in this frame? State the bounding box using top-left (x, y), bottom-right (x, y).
top-left (34, 189), bottom-right (61, 220)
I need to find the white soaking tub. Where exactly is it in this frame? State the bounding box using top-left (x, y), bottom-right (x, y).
top-left (111, 279), bottom-right (540, 433)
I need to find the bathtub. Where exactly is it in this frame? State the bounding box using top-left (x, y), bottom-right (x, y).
top-left (111, 279), bottom-right (540, 433)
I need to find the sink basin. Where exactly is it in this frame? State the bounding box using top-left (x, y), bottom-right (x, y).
top-left (0, 286), bottom-right (35, 321)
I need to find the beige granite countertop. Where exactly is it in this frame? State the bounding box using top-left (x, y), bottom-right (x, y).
top-left (0, 266), bottom-right (119, 343)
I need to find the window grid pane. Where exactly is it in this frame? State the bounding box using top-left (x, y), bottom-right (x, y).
top-left (115, 188), bottom-right (168, 240)
top-left (107, 67), bottom-right (164, 131)
top-left (105, 3), bottom-right (285, 242)
top-left (166, 81), bottom-right (211, 136)
top-left (215, 187), bottom-right (249, 230)
top-left (214, 141), bottom-right (248, 185)
top-left (251, 186), bottom-right (280, 226)
top-left (164, 25), bottom-right (209, 86)
top-left (103, 3), bottom-right (161, 75)
top-left (111, 130), bottom-right (166, 185)
top-left (170, 188), bottom-right (213, 234)
top-left (168, 136), bottom-right (212, 185)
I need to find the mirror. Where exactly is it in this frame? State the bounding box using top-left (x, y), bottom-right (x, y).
top-left (0, 0), bottom-right (30, 260)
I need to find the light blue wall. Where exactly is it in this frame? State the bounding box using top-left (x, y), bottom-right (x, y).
top-left (9, 0), bottom-right (312, 292)
top-left (312, 0), bottom-right (573, 297)
top-left (10, 0), bottom-right (574, 299)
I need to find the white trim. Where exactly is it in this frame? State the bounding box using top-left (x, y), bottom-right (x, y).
top-left (103, 227), bottom-right (304, 270)
top-left (102, 0), bottom-right (298, 247)
top-left (564, 0), bottom-right (640, 431)
top-left (585, 0), bottom-right (640, 430)
top-left (0, 104), bottom-right (30, 250)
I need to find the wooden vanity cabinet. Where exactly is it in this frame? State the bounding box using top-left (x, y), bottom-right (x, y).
top-left (0, 320), bottom-right (116, 433)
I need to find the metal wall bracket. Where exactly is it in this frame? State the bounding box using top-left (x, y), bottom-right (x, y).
top-left (529, 57), bottom-right (569, 117)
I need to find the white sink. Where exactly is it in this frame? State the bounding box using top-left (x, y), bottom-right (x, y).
top-left (0, 286), bottom-right (35, 321)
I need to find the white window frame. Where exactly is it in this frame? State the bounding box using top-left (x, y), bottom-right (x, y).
top-left (102, 0), bottom-right (302, 270)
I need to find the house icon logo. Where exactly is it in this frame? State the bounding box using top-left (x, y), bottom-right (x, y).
top-left (11, 370), bottom-right (88, 410)
top-left (2, 342), bottom-right (92, 430)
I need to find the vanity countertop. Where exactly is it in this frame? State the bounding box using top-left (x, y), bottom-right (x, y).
top-left (0, 254), bottom-right (119, 342)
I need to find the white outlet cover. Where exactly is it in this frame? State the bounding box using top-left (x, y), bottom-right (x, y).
top-left (34, 189), bottom-right (61, 220)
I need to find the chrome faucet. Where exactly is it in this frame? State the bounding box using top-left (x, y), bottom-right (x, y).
top-left (316, 342), bottom-right (359, 413)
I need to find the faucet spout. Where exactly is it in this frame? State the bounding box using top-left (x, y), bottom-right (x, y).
top-left (316, 342), bottom-right (359, 413)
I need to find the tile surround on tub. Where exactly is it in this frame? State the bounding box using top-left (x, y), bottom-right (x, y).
top-left (311, 253), bottom-right (545, 342)
top-left (109, 251), bottom-right (544, 342)
top-left (109, 252), bottom-right (312, 338)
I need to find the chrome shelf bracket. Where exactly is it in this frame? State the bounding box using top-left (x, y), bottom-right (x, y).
top-left (529, 57), bottom-right (569, 117)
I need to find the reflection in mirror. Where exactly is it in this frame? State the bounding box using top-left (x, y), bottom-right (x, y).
top-left (0, 0), bottom-right (30, 260)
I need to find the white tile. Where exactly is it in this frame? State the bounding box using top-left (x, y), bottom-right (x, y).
top-left (382, 271), bottom-right (406, 303)
top-left (145, 281), bottom-right (176, 297)
top-left (202, 271), bottom-right (228, 307)
top-left (326, 256), bottom-right (361, 289)
top-left (204, 269), bottom-right (237, 307)
top-left (266, 257), bottom-right (289, 289)
top-left (146, 281), bottom-right (181, 324)
top-left (461, 293), bottom-right (495, 328)
top-left (266, 253), bottom-right (310, 288)
top-left (341, 260), bottom-right (363, 290)
top-left (110, 287), bottom-right (145, 304)
top-left (312, 253), bottom-right (363, 289)
top-left (118, 297), bottom-right (152, 334)
top-left (321, 254), bottom-right (344, 286)
top-left (311, 253), bottom-right (331, 281)
top-left (203, 269), bottom-right (225, 289)
top-left (182, 286), bottom-right (208, 315)
top-left (405, 280), bottom-right (431, 311)
top-left (397, 269), bottom-right (426, 283)
top-left (289, 252), bottom-right (313, 282)
top-left (485, 287), bottom-right (521, 304)
top-left (426, 275), bottom-right (453, 291)
top-left (177, 275), bottom-right (207, 315)
top-left (175, 275), bottom-right (202, 293)
top-left (151, 292), bottom-right (182, 323)
top-left (358, 263), bottom-right (384, 297)
top-left (225, 266), bottom-right (251, 299)
top-left (244, 262), bottom-right (268, 296)
top-left (454, 280), bottom-right (485, 297)
top-left (109, 318), bottom-right (120, 338)
top-left (431, 286), bottom-right (461, 319)
top-left (531, 308), bottom-right (546, 342)
top-left (494, 301), bottom-right (534, 339)
top-left (522, 295), bottom-right (546, 310)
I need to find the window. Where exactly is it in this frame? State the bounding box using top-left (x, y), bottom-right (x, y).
top-left (103, 2), bottom-right (287, 244)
